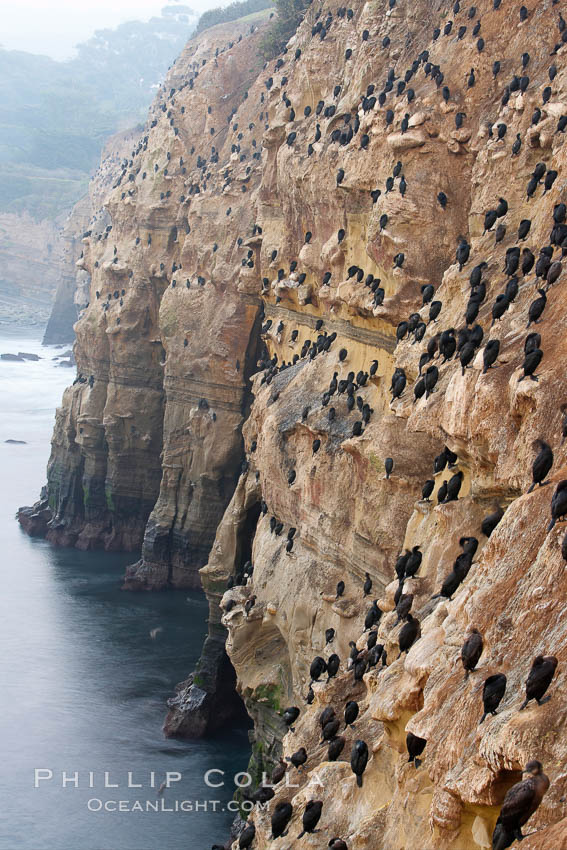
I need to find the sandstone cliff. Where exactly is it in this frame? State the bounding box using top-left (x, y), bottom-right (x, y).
top-left (19, 17), bottom-right (268, 557)
top-left (0, 211), bottom-right (65, 329)
top-left (20, 0), bottom-right (567, 846)
top-left (42, 128), bottom-right (142, 345)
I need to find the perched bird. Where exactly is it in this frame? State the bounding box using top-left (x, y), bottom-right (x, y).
top-left (481, 504), bottom-right (504, 537)
top-left (344, 700), bottom-right (359, 728)
top-left (319, 706), bottom-right (335, 728)
top-left (297, 801), bottom-right (323, 839)
top-left (287, 747), bottom-right (307, 770)
top-left (548, 480), bottom-right (567, 530)
top-left (521, 248), bottom-right (535, 276)
top-left (456, 238), bottom-right (471, 270)
top-left (528, 440), bottom-right (553, 492)
top-left (391, 368), bottom-right (406, 401)
top-left (520, 656), bottom-right (558, 709)
top-left (492, 294), bottom-right (509, 326)
top-left (244, 596), bottom-right (256, 617)
top-left (398, 614), bottom-right (421, 657)
top-left (483, 339), bottom-right (500, 373)
top-left (385, 457), bottom-right (394, 479)
top-left (445, 471), bottom-right (464, 502)
top-left (350, 740), bottom-right (369, 787)
top-left (547, 261), bottom-right (562, 287)
top-left (484, 209), bottom-right (497, 233)
top-left (518, 347), bottom-right (543, 382)
top-left (310, 656), bottom-right (327, 682)
top-left (395, 593), bottom-right (413, 624)
top-left (326, 654), bottom-right (340, 681)
top-left (493, 761), bottom-right (549, 844)
top-left (283, 706), bottom-right (300, 731)
top-left (544, 170), bottom-right (558, 193)
top-left (239, 822), bottom-right (256, 849)
top-left (480, 673), bottom-right (507, 723)
top-left (460, 342), bottom-right (476, 376)
top-left (504, 247), bottom-right (520, 276)
top-left (518, 219), bottom-right (531, 241)
top-left (496, 197), bottom-right (508, 218)
top-left (461, 628), bottom-right (483, 678)
top-left (364, 600), bottom-right (382, 630)
top-left (429, 300), bottom-right (442, 323)
top-left (395, 551), bottom-right (410, 581)
top-left (422, 479), bottom-right (435, 501)
top-left (439, 329), bottom-right (456, 362)
top-left (437, 480), bottom-right (448, 504)
top-left (271, 759), bottom-right (287, 785)
top-left (368, 643), bottom-right (386, 668)
top-left (271, 802), bottom-right (293, 838)
top-left (425, 365), bottom-right (439, 398)
top-left (404, 546), bottom-right (422, 578)
top-left (328, 736), bottom-right (345, 761)
top-left (527, 290), bottom-right (547, 327)
top-left (406, 731), bottom-right (426, 767)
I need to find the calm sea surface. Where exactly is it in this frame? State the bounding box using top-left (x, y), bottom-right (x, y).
top-left (0, 329), bottom-right (250, 850)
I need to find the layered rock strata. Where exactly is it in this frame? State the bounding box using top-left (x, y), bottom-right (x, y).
top-left (20, 18), bottom-right (268, 562)
top-left (20, 0), bottom-right (567, 846)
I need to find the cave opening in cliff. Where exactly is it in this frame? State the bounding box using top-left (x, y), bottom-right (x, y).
top-left (235, 500), bottom-right (262, 576)
top-left (167, 224), bottom-right (178, 249)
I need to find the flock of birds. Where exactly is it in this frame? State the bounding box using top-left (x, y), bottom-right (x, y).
top-left (226, 425), bottom-right (562, 848)
top-left (66, 0), bottom-right (567, 846)
top-left (226, 347), bottom-right (567, 849)
top-left (214, 0), bottom-right (567, 848)
top-left (77, 19), bottom-right (270, 328)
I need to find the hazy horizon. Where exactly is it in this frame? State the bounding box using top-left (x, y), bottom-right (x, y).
top-left (1, 0), bottom-right (217, 61)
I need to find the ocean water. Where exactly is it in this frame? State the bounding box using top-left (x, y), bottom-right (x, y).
top-left (0, 330), bottom-right (250, 850)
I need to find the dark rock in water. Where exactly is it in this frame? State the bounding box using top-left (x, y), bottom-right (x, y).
top-left (231, 817), bottom-right (249, 849)
top-left (17, 501), bottom-right (52, 536)
top-left (162, 647), bottom-right (250, 738)
top-left (57, 359), bottom-right (74, 367)
top-left (1, 353), bottom-right (25, 361)
top-left (5, 439), bottom-right (27, 444)
top-left (52, 350), bottom-right (73, 360)
top-left (17, 352), bottom-right (41, 361)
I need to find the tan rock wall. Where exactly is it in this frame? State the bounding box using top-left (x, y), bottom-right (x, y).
top-left (216, 0), bottom-right (567, 847)
top-left (19, 0), bottom-right (567, 845)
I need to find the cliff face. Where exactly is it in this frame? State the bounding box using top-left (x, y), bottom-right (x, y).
top-left (43, 128), bottom-right (141, 345)
top-left (217, 0), bottom-right (567, 846)
top-left (19, 18), bottom-right (268, 562)
top-left (19, 0), bottom-right (567, 845)
top-left (0, 212), bottom-right (65, 328)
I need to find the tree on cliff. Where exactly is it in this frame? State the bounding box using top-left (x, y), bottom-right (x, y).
top-left (259, 0), bottom-right (311, 59)
top-left (194, 0), bottom-right (272, 35)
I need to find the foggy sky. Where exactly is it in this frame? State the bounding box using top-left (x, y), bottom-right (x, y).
top-left (1, 0), bottom-right (215, 61)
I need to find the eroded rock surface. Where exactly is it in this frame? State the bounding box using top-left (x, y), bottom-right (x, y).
top-left (19, 0), bottom-right (567, 845)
